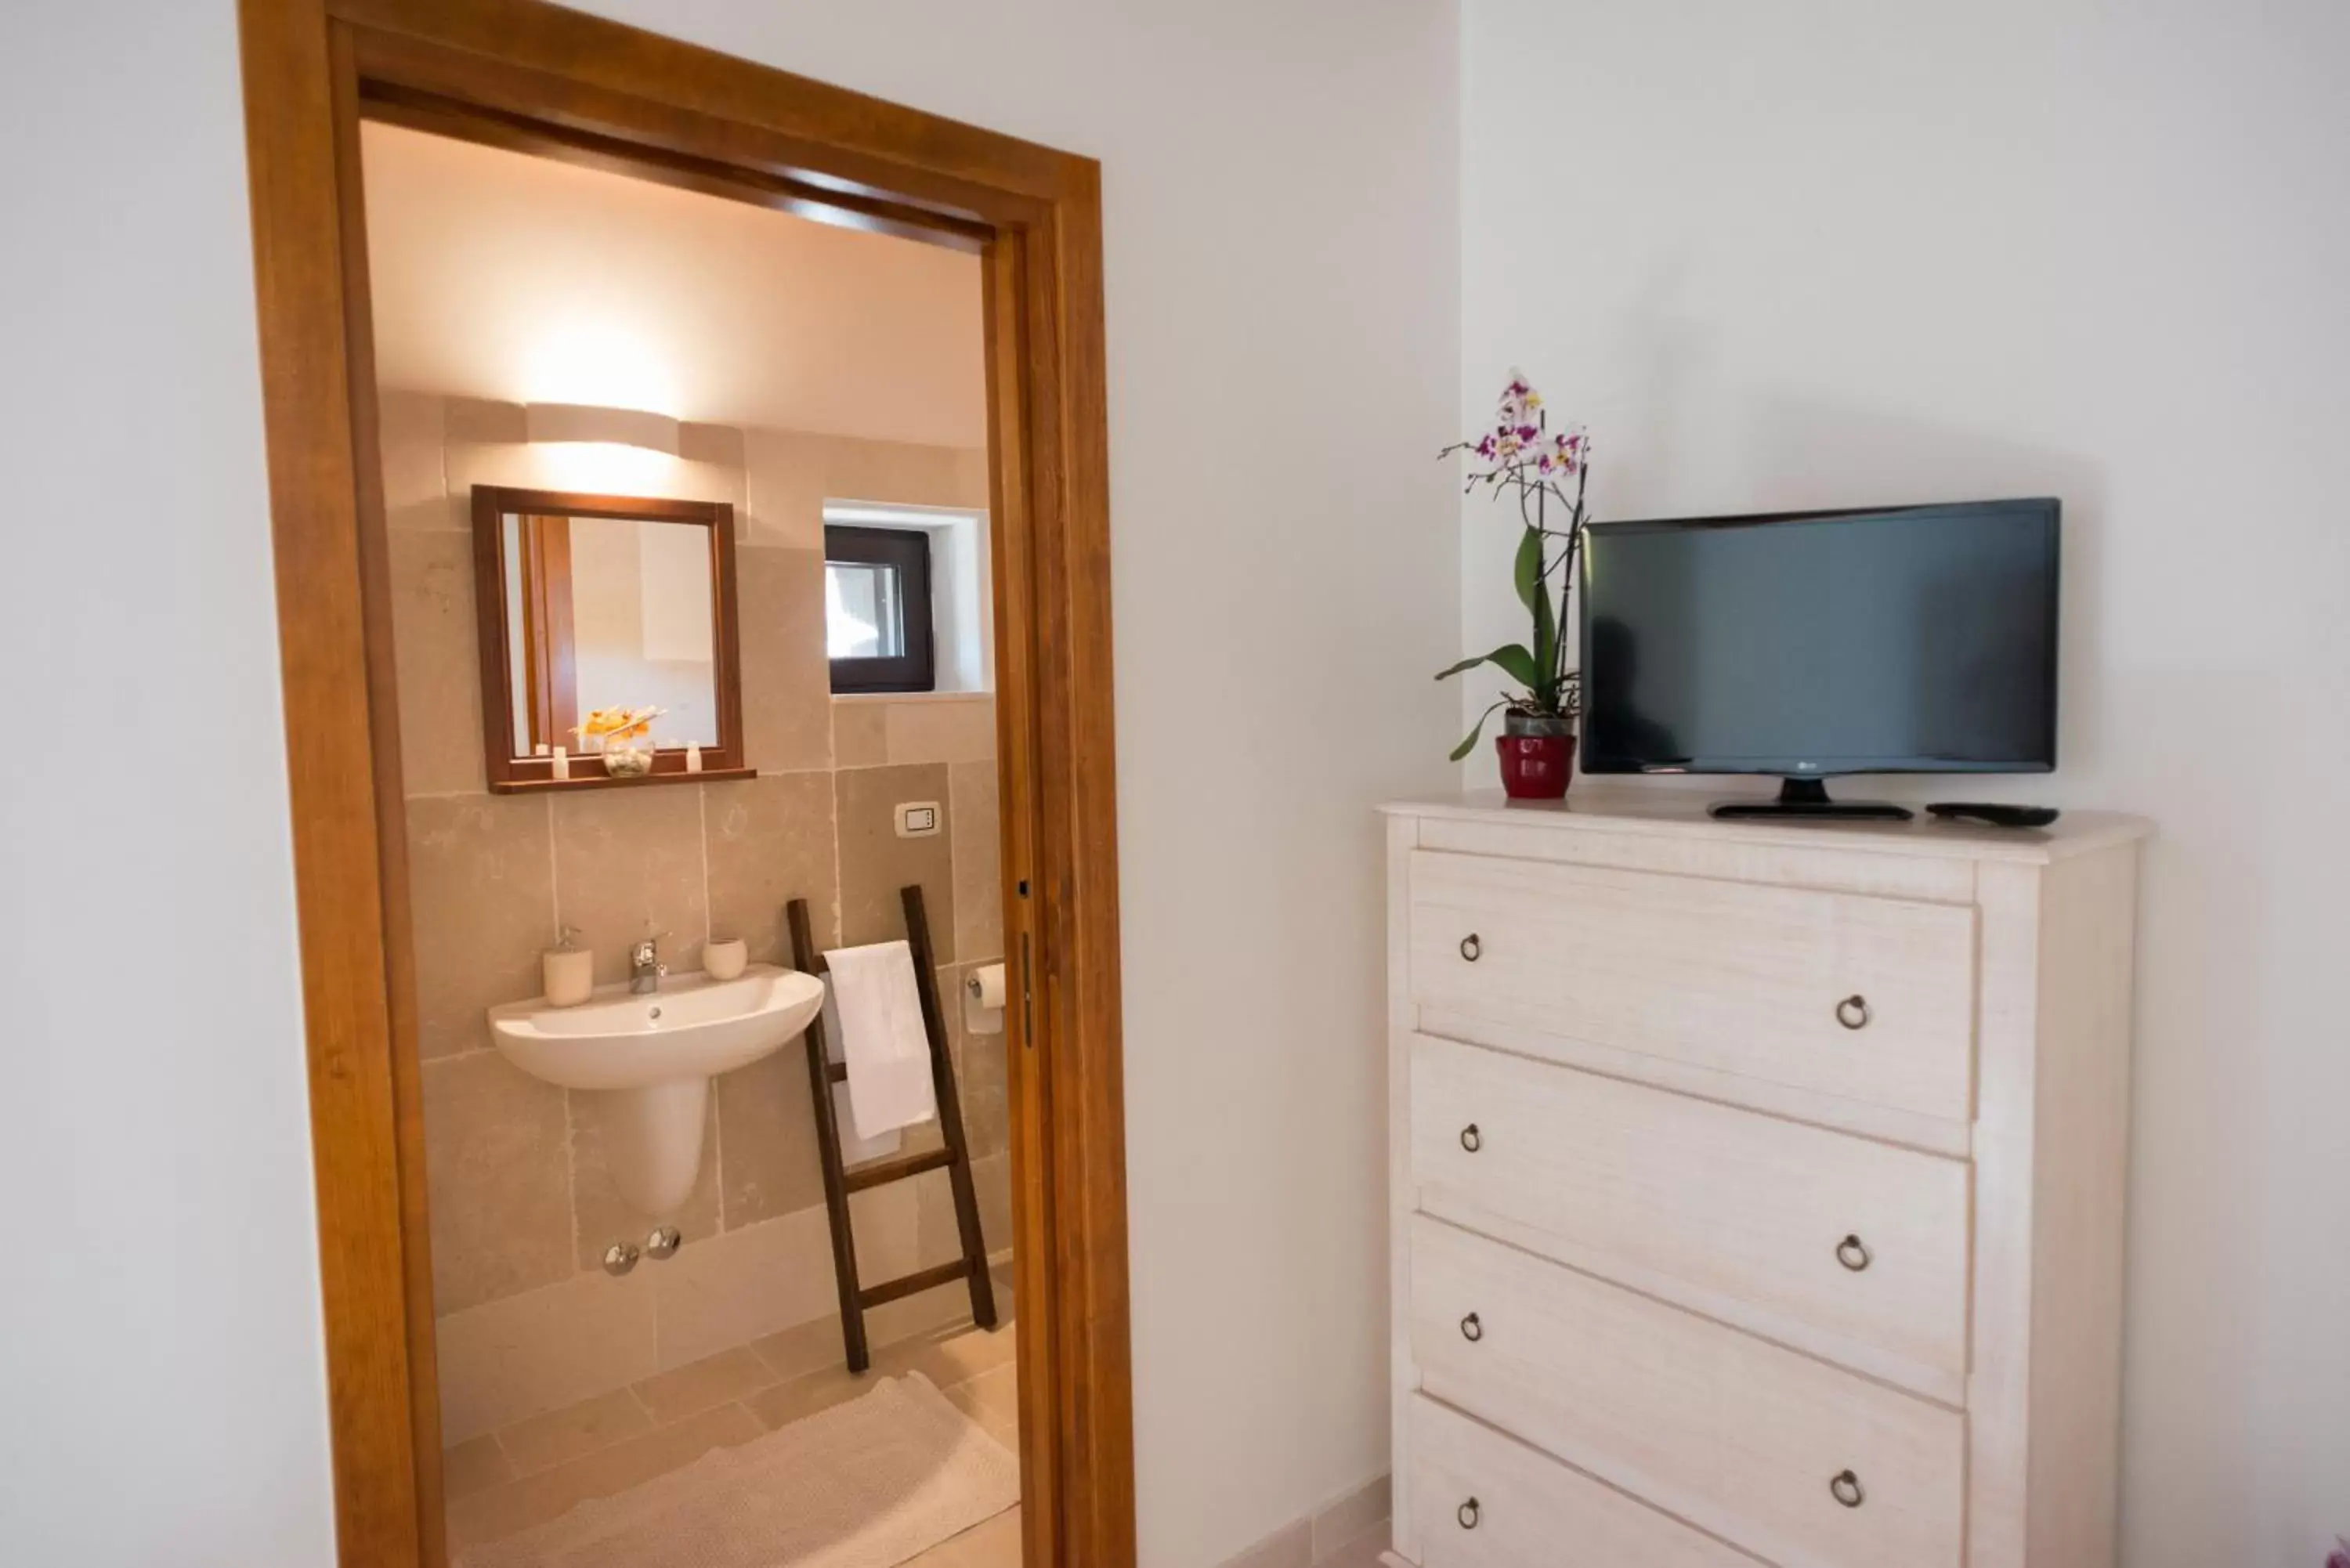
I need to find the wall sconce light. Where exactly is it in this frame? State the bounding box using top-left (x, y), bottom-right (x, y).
top-left (523, 403), bottom-right (682, 455)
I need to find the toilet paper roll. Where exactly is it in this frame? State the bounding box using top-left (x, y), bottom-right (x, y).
top-left (970, 962), bottom-right (1009, 1010)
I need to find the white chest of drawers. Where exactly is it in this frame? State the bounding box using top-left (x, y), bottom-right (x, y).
top-left (1381, 793), bottom-right (2149, 1568)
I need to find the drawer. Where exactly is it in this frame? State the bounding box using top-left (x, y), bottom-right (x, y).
top-left (1408, 851), bottom-right (1977, 1122)
top-left (1411, 1035), bottom-right (1970, 1382)
top-left (1409, 1215), bottom-right (1965, 1568)
top-left (1405, 1393), bottom-right (1752, 1568)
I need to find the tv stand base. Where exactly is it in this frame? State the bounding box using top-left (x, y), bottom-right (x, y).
top-left (1708, 777), bottom-right (1914, 822)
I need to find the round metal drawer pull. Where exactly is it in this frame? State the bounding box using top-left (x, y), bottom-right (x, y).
top-left (1836, 1234), bottom-right (1873, 1272)
top-left (1460, 1312), bottom-right (1483, 1342)
top-left (1459, 1123), bottom-right (1482, 1154)
top-left (1830, 1470), bottom-right (1867, 1508)
top-left (1835, 994), bottom-right (1871, 1030)
top-left (1457, 1498), bottom-right (1482, 1530)
top-left (1459, 933), bottom-right (1482, 963)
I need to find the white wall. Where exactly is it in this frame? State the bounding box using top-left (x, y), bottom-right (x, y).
top-left (0, 5), bottom-right (338, 1567)
top-left (1462, 3), bottom-right (2349, 1563)
top-left (362, 119), bottom-right (992, 446)
top-left (1, 3), bottom-right (1462, 1566)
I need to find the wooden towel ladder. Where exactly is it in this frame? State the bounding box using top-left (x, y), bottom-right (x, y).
top-left (785, 884), bottom-right (999, 1373)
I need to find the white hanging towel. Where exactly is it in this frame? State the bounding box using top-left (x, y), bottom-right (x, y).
top-left (819, 978), bottom-right (900, 1163)
top-left (821, 940), bottom-right (938, 1140)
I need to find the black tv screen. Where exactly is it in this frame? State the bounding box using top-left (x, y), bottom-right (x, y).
top-left (1578, 500), bottom-right (2059, 778)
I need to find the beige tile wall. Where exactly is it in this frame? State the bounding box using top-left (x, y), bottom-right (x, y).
top-left (379, 394), bottom-right (1011, 1440)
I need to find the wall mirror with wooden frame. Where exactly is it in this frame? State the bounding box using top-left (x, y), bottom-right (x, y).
top-left (471, 485), bottom-right (750, 791)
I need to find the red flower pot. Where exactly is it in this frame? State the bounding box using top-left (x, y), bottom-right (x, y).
top-left (1496, 732), bottom-right (1576, 800)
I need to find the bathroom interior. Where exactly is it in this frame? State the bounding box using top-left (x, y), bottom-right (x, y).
top-left (366, 117), bottom-right (1023, 1566)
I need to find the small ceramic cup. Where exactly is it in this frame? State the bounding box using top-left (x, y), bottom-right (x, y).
top-left (703, 937), bottom-right (749, 981)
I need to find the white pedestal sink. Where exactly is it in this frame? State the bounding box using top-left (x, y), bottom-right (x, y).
top-left (488, 964), bottom-right (825, 1215)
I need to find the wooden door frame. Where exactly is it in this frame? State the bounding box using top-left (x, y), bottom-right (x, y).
top-left (236, 3), bottom-right (1133, 1564)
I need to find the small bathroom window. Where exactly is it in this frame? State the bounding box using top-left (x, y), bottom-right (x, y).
top-left (826, 523), bottom-right (935, 692)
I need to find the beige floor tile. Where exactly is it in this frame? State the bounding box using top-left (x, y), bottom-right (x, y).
top-left (743, 1312), bottom-right (1009, 1429)
top-left (746, 1272), bottom-right (1018, 1382)
top-left (497, 1386), bottom-right (654, 1477)
top-left (903, 1504), bottom-right (1022, 1566)
top-left (448, 1402), bottom-right (761, 1548)
top-left (898, 1319), bottom-right (1017, 1393)
top-left (449, 1306), bottom-right (1022, 1555)
top-left (1315, 1523), bottom-right (1393, 1568)
top-left (439, 1435), bottom-right (513, 1500)
top-left (630, 1345), bottom-right (778, 1425)
top-left (739, 1361), bottom-right (880, 1433)
top-left (941, 1364), bottom-right (1019, 1451)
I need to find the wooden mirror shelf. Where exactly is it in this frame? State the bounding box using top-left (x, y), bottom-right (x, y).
top-left (469, 484), bottom-right (751, 792)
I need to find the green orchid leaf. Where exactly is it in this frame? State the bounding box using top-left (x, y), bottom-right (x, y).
top-left (1488, 642), bottom-right (1542, 688)
top-left (1513, 525), bottom-right (1545, 616)
top-left (1449, 700), bottom-right (1506, 761)
top-left (1531, 578), bottom-right (1557, 689)
top-left (1434, 642), bottom-right (1540, 688)
top-left (1433, 652), bottom-right (1489, 681)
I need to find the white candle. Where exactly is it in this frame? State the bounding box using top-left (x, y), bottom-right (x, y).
top-left (685, 743), bottom-right (703, 774)
top-left (551, 745), bottom-right (569, 781)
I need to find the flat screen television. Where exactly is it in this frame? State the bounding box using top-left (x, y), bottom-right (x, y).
top-left (1578, 498), bottom-right (2059, 820)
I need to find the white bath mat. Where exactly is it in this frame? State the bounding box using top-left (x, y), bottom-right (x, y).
top-left (460, 1373), bottom-right (1018, 1568)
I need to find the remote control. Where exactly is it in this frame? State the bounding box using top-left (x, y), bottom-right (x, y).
top-left (1928, 802), bottom-right (2060, 829)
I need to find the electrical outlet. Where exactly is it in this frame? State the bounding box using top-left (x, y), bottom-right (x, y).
top-left (895, 801), bottom-right (942, 838)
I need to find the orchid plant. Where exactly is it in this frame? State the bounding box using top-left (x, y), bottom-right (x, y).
top-left (1436, 370), bottom-right (1593, 761)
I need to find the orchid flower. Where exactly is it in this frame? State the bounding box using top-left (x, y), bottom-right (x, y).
top-left (1434, 370), bottom-right (1595, 761)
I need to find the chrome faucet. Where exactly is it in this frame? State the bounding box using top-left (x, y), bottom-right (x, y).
top-left (629, 932), bottom-right (668, 994)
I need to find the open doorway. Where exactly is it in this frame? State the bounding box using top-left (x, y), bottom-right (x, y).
top-left (363, 117), bottom-right (1019, 1563)
top-left (236, 4), bottom-right (1133, 1566)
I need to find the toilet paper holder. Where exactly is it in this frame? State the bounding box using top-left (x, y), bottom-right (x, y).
top-left (964, 961), bottom-right (1009, 1009)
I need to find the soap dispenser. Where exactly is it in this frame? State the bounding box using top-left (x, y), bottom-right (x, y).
top-left (542, 925), bottom-right (592, 1006)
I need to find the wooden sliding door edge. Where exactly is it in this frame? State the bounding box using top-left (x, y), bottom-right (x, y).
top-left (237, 2), bottom-right (1132, 1566)
top-left (1027, 168), bottom-right (1137, 1561)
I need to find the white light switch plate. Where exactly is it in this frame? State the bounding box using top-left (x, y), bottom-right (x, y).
top-left (895, 801), bottom-right (942, 838)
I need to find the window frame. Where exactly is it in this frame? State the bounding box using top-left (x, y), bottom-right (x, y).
top-left (825, 523), bottom-right (936, 693)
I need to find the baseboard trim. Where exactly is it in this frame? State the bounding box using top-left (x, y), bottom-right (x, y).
top-left (1213, 1472), bottom-right (1392, 1568)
